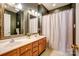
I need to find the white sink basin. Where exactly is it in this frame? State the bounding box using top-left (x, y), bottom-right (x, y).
top-left (0, 42), bottom-right (9, 46)
top-left (15, 39), bottom-right (26, 42)
top-left (0, 47), bottom-right (8, 52)
top-left (0, 40), bottom-right (25, 52)
top-left (6, 41), bottom-right (24, 47)
top-left (0, 41), bottom-right (22, 48)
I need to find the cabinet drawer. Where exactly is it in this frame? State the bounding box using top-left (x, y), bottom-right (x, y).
top-left (39, 37), bottom-right (46, 44)
top-left (33, 46), bottom-right (38, 53)
top-left (32, 50), bottom-right (38, 56)
top-left (39, 39), bottom-right (43, 44)
top-left (2, 49), bottom-right (19, 56)
top-left (20, 43), bottom-right (32, 54)
top-left (21, 50), bottom-right (32, 56)
top-left (32, 41), bottom-right (38, 47)
top-left (39, 44), bottom-right (43, 54)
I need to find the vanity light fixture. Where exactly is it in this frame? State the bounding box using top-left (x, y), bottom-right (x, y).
top-left (28, 9), bottom-right (40, 17)
top-left (35, 11), bottom-right (38, 16)
top-left (32, 10), bottom-right (35, 14)
top-left (52, 3), bottom-right (56, 7)
top-left (16, 3), bottom-right (22, 10)
top-left (38, 13), bottom-right (41, 17)
top-left (4, 4), bottom-right (7, 8)
top-left (15, 8), bottom-right (19, 12)
top-left (32, 10), bottom-right (35, 15)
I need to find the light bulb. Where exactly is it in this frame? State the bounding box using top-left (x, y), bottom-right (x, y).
top-left (28, 10), bottom-right (31, 14)
top-left (32, 10), bottom-right (35, 15)
top-left (4, 5), bottom-right (7, 8)
top-left (16, 3), bottom-right (22, 10)
top-left (35, 12), bottom-right (37, 16)
top-left (15, 8), bottom-right (19, 12)
top-left (32, 10), bottom-right (35, 13)
top-left (52, 3), bottom-right (56, 7)
top-left (38, 13), bottom-right (41, 16)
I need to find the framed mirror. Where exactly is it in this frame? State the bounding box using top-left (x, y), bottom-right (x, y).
top-left (27, 9), bottom-right (41, 35)
top-left (3, 3), bottom-right (24, 37)
top-left (0, 3), bottom-right (42, 39)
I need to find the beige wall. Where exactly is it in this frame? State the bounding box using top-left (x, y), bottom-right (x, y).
top-left (76, 3), bottom-right (79, 55)
top-left (76, 4), bottom-right (79, 44)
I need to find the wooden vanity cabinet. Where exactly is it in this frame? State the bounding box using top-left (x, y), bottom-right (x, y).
top-left (0, 37), bottom-right (46, 56)
top-left (32, 41), bottom-right (39, 56)
top-left (20, 43), bottom-right (32, 56)
top-left (38, 37), bottom-right (46, 55)
top-left (1, 49), bottom-right (19, 56)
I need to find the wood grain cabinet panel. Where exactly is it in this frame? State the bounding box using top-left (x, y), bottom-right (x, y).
top-left (21, 50), bottom-right (32, 56)
top-left (33, 46), bottom-right (38, 53)
top-left (32, 41), bottom-right (39, 56)
top-left (1, 49), bottom-right (19, 56)
top-left (39, 44), bottom-right (43, 54)
top-left (32, 41), bottom-right (38, 48)
top-left (38, 37), bottom-right (46, 55)
top-left (20, 43), bottom-right (32, 56)
top-left (32, 50), bottom-right (38, 56)
top-left (20, 43), bottom-right (32, 54)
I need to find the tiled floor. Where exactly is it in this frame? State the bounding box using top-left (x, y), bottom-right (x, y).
top-left (40, 48), bottom-right (66, 56)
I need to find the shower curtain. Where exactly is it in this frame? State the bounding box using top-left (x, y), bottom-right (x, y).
top-left (42, 15), bottom-right (51, 43)
top-left (42, 9), bottom-right (73, 55)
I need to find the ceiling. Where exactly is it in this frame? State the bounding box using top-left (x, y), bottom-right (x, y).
top-left (42, 3), bottom-right (70, 11)
top-left (5, 3), bottom-right (38, 13)
top-left (5, 3), bottom-right (70, 13)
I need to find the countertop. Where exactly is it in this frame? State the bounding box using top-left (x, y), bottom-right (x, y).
top-left (0, 35), bottom-right (45, 55)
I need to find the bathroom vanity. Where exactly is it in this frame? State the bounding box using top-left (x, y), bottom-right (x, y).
top-left (0, 36), bottom-right (46, 56)
top-left (0, 4), bottom-right (45, 56)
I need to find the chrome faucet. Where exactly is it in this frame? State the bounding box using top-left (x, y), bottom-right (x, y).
top-left (27, 33), bottom-right (31, 39)
top-left (34, 33), bottom-right (39, 37)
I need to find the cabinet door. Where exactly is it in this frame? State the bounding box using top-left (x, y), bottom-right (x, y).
top-left (21, 50), bottom-right (32, 56)
top-left (2, 49), bottom-right (19, 56)
top-left (39, 38), bottom-right (46, 54)
top-left (33, 51), bottom-right (38, 56)
top-left (39, 44), bottom-right (43, 54)
top-left (20, 43), bottom-right (32, 56)
top-left (32, 41), bottom-right (38, 48)
top-left (42, 39), bottom-right (46, 50)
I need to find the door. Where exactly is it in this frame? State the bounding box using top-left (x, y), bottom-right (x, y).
top-left (4, 13), bottom-right (11, 36)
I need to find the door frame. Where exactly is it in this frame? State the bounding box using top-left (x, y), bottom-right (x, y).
top-left (72, 3), bottom-right (76, 56)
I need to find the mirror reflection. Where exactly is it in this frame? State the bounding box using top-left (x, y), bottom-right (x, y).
top-left (4, 3), bottom-right (24, 36)
top-left (28, 9), bottom-right (39, 34)
top-left (3, 3), bottom-right (42, 37)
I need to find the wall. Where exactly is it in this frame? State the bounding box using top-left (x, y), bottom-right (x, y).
top-left (76, 4), bottom-right (79, 45)
top-left (76, 4), bottom-right (79, 54)
top-left (21, 3), bottom-right (48, 34)
top-left (75, 3), bottom-right (79, 55)
top-left (0, 4), bottom-right (4, 39)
